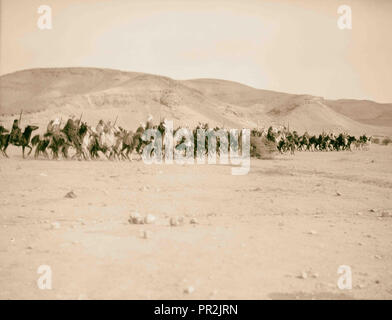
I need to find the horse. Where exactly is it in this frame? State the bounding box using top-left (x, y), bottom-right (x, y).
top-left (0, 126), bottom-right (10, 157)
top-left (2, 125), bottom-right (39, 158)
top-left (32, 128), bottom-right (70, 159)
top-left (96, 126), bottom-right (118, 160)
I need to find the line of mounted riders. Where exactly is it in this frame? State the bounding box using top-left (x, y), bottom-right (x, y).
top-left (255, 127), bottom-right (372, 155)
top-left (0, 113), bottom-right (371, 160)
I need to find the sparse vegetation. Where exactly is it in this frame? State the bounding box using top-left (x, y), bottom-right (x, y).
top-left (381, 137), bottom-right (391, 146)
top-left (250, 136), bottom-right (276, 159)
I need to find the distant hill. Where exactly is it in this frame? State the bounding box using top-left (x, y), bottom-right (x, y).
top-left (0, 67), bottom-right (391, 136)
top-left (325, 99), bottom-right (392, 127)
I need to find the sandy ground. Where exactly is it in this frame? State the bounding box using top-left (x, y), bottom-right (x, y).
top-left (0, 145), bottom-right (391, 300)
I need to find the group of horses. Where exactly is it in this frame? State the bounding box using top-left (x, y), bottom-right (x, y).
top-left (0, 119), bottom-right (372, 160)
top-left (252, 127), bottom-right (372, 155)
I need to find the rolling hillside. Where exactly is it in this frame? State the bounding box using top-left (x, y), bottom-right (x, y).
top-left (0, 67), bottom-right (390, 136)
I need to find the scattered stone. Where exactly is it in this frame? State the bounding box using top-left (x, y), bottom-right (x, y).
top-left (51, 222), bottom-right (61, 229)
top-left (129, 212), bottom-right (144, 225)
top-left (298, 271), bottom-right (308, 279)
top-left (184, 286), bottom-right (195, 294)
top-left (336, 192), bottom-right (342, 196)
top-left (170, 216), bottom-right (184, 227)
top-left (381, 211), bottom-right (392, 218)
top-left (355, 284), bottom-right (366, 289)
top-left (308, 230), bottom-right (318, 235)
top-left (209, 289), bottom-right (218, 298)
top-left (369, 208), bottom-right (376, 213)
top-left (144, 214), bottom-right (156, 224)
top-left (190, 218), bottom-right (198, 224)
top-left (374, 255), bottom-right (382, 260)
top-left (65, 191), bottom-right (77, 199)
top-left (26, 246), bottom-right (33, 250)
top-left (39, 173), bottom-right (47, 177)
top-left (140, 230), bottom-right (150, 239)
top-left (375, 280), bottom-right (380, 284)
top-left (10, 238), bottom-right (15, 242)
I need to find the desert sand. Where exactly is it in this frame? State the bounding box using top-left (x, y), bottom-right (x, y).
top-left (0, 67), bottom-right (391, 300)
top-left (0, 144), bottom-right (391, 300)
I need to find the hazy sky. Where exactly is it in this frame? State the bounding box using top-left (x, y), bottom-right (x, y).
top-left (1, 0), bottom-right (391, 102)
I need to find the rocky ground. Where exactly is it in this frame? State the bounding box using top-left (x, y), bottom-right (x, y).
top-left (0, 144), bottom-right (391, 299)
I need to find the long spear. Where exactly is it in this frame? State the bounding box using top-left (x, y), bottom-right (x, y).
top-left (19, 109), bottom-right (23, 124)
top-left (113, 115), bottom-right (118, 126)
top-left (78, 112), bottom-right (83, 126)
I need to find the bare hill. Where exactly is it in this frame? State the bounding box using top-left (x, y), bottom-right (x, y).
top-left (326, 99), bottom-right (392, 127)
top-left (0, 68), bottom-right (390, 136)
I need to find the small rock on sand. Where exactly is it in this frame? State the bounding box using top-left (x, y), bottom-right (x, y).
top-left (129, 212), bottom-right (144, 225)
top-left (170, 216), bottom-right (184, 227)
top-left (381, 211), bottom-right (392, 218)
top-left (190, 218), bottom-right (198, 224)
top-left (65, 191), bottom-right (77, 199)
top-left (51, 222), bottom-right (61, 229)
top-left (140, 230), bottom-right (150, 239)
top-left (144, 214), bottom-right (156, 224)
top-left (184, 286), bottom-right (195, 294)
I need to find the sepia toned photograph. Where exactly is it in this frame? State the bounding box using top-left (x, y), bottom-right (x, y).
top-left (0, 0), bottom-right (391, 303)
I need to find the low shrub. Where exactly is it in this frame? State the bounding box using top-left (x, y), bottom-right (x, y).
top-left (381, 137), bottom-right (391, 146)
top-left (250, 136), bottom-right (277, 159)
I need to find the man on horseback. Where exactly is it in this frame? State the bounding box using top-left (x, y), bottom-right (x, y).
top-left (46, 118), bottom-right (62, 136)
top-left (62, 115), bottom-right (82, 151)
top-left (146, 114), bottom-right (154, 130)
top-left (96, 120), bottom-right (104, 135)
top-left (10, 119), bottom-right (22, 145)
